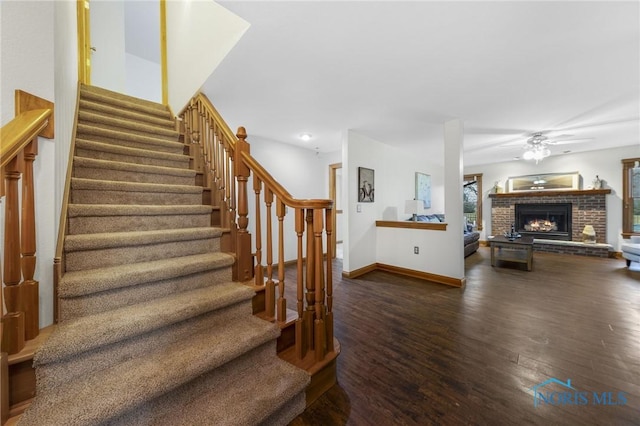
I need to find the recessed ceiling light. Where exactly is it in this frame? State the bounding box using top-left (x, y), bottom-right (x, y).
top-left (299, 133), bottom-right (312, 142)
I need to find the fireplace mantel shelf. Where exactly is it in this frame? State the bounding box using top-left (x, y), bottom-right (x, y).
top-left (489, 189), bottom-right (611, 198)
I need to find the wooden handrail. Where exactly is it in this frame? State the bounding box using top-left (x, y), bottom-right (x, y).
top-left (180, 92), bottom-right (335, 363)
top-left (1, 95), bottom-right (52, 360)
top-left (239, 151), bottom-right (333, 210)
top-left (1, 109), bottom-right (51, 168)
top-left (179, 94), bottom-right (332, 210)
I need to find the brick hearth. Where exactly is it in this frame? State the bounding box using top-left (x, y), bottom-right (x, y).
top-left (489, 189), bottom-right (611, 257)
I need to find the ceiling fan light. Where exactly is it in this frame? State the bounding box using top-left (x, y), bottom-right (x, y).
top-left (523, 150), bottom-right (535, 160)
top-left (542, 148), bottom-right (551, 157)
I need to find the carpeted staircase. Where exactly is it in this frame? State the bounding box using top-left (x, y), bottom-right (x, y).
top-left (19, 84), bottom-right (309, 425)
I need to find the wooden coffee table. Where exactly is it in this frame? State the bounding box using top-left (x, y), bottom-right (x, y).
top-left (490, 235), bottom-right (534, 271)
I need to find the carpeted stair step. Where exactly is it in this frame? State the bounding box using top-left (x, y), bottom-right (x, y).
top-left (70, 177), bottom-right (202, 205)
top-left (80, 84), bottom-right (172, 120)
top-left (75, 138), bottom-right (190, 169)
top-left (20, 306), bottom-right (279, 426)
top-left (38, 282), bottom-right (255, 365)
top-left (59, 264), bottom-right (232, 321)
top-left (78, 110), bottom-right (179, 140)
top-left (67, 204), bottom-right (213, 234)
top-left (106, 341), bottom-right (310, 426)
top-left (59, 252), bottom-right (234, 300)
top-left (39, 287), bottom-right (252, 391)
top-left (73, 156), bottom-right (195, 186)
top-left (79, 98), bottom-right (175, 129)
top-left (64, 227), bottom-right (223, 271)
top-left (76, 123), bottom-right (183, 154)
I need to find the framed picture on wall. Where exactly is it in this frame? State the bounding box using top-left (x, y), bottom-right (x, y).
top-left (507, 172), bottom-right (579, 192)
top-left (415, 172), bottom-right (431, 208)
top-left (358, 167), bottom-right (375, 202)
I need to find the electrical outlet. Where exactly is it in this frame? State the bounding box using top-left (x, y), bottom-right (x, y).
top-left (414, 246), bottom-right (419, 254)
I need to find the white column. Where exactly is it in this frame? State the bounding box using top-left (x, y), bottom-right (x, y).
top-left (444, 119), bottom-right (465, 280)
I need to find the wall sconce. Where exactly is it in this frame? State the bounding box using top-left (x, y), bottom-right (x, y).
top-left (582, 225), bottom-right (596, 244)
top-left (405, 199), bottom-right (425, 221)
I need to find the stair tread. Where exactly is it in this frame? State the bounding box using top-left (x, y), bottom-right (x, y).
top-left (38, 281), bottom-right (255, 365)
top-left (112, 345), bottom-right (309, 426)
top-left (79, 98), bottom-right (175, 129)
top-left (79, 110), bottom-right (179, 139)
top-left (67, 203), bottom-right (212, 217)
top-left (76, 138), bottom-right (190, 162)
top-left (23, 313), bottom-right (279, 426)
top-left (80, 85), bottom-right (171, 117)
top-left (71, 177), bottom-right (203, 194)
top-left (73, 156), bottom-right (195, 176)
top-left (64, 227), bottom-right (224, 251)
top-left (76, 123), bottom-right (182, 149)
top-left (59, 252), bottom-right (234, 297)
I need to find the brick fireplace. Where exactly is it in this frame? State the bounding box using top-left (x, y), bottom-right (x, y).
top-left (489, 189), bottom-right (611, 257)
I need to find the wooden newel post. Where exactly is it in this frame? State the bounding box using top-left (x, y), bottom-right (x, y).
top-left (2, 155), bottom-right (25, 355)
top-left (22, 139), bottom-right (39, 340)
top-left (234, 127), bottom-right (253, 281)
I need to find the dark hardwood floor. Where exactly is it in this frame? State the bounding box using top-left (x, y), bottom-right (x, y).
top-left (288, 247), bottom-right (640, 425)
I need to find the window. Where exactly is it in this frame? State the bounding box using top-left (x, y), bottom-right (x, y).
top-left (622, 157), bottom-right (640, 238)
top-left (463, 173), bottom-right (483, 231)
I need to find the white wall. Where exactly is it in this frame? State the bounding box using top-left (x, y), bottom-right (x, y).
top-left (166, 0), bottom-right (250, 113)
top-left (343, 129), bottom-right (453, 274)
top-left (247, 137), bottom-right (340, 264)
top-left (0, 0), bottom-right (71, 327)
top-left (125, 53), bottom-right (161, 103)
top-left (464, 145), bottom-right (640, 251)
top-left (90, 0), bottom-right (126, 93)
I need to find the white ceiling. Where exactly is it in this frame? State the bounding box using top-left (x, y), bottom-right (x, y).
top-left (203, 1), bottom-right (639, 166)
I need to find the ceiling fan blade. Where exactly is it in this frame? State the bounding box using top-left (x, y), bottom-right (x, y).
top-left (546, 138), bottom-right (594, 145)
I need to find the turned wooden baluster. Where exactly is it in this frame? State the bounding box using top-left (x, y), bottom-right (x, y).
top-left (2, 155), bottom-right (25, 355)
top-left (304, 209), bottom-right (315, 350)
top-left (218, 134), bottom-right (229, 230)
top-left (253, 175), bottom-right (264, 285)
top-left (234, 127), bottom-right (252, 281)
top-left (264, 187), bottom-right (275, 318)
top-left (325, 207), bottom-right (334, 352)
top-left (295, 208), bottom-right (307, 359)
top-left (313, 208), bottom-right (326, 361)
top-left (21, 140), bottom-right (39, 340)
top-left (276, 198), bottom-right (286, 322)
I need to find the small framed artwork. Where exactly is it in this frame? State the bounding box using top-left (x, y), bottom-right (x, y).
top-left (507, 172), bottom-right (580, 192)
top-left (358, 167), bottom-right (375, 202)
top-left (415, 172), bottom-right (431, 208)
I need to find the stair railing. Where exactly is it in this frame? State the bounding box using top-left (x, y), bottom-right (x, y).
top-left (179, 94), bottom-right (334, 362)
top-left (1, 106), bottom-right (52, 355)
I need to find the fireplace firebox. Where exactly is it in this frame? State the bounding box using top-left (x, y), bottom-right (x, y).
top-left (514, 203), bottom-right (572, 241)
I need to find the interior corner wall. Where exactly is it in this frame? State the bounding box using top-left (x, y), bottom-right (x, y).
top-left (343, 130), bottom-right (448, 274)
top-left (166, 0), bottom-right (250, 113)
top-left (1, 0), bottom-right (62, 327)
top-left (125, 53), bottom-right (161, 103)
top-left (464, 144), bottom-right (640, 251)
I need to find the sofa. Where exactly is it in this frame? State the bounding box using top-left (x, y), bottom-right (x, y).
top-left (412, 214), bottom-right (480, 257)
top-left (622, 236), bottom-right (640, 272)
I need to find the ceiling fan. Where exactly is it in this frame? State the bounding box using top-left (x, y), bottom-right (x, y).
top-left (519, 132), bottom-right (590, 162)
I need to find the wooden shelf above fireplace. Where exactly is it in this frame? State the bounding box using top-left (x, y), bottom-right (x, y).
top-left (489, 189), bottom-right (611, 198)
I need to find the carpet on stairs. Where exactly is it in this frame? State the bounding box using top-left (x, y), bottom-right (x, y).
top-left (19, 84), bottom-right (309, 426)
